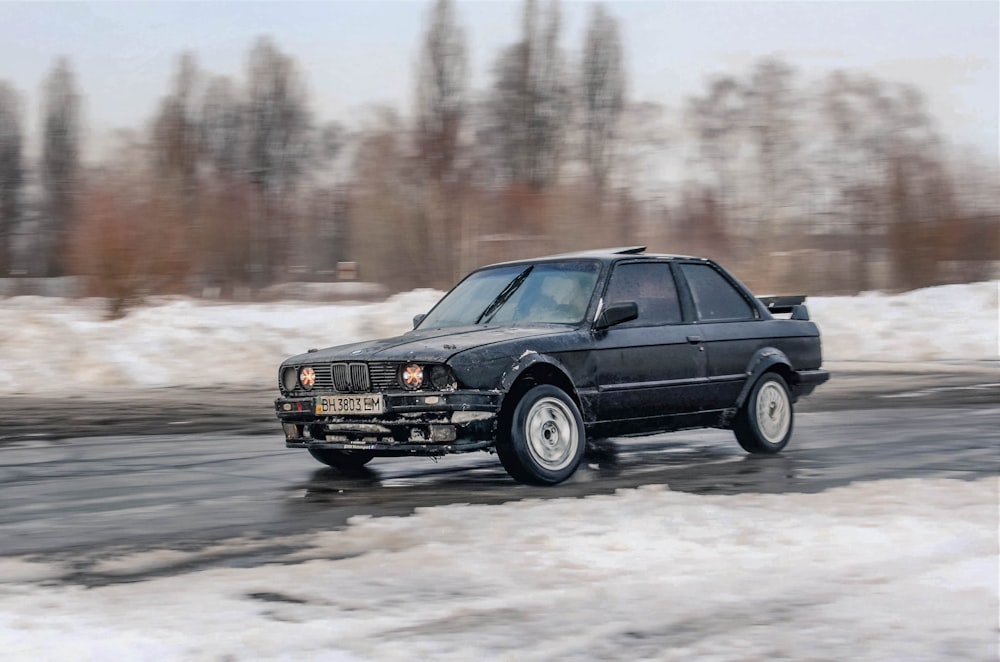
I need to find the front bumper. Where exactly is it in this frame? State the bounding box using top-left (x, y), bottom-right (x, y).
top-left (275, 390), bottom-right (501, 455)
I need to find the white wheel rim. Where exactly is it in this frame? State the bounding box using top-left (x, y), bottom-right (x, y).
top-left (756, 381), bottom-right (790, 444)
top-left (524, 396), bottom-right (579, 472)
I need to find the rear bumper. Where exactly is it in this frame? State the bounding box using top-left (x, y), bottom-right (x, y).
top-left (794, 369), bottom-right (830, 398)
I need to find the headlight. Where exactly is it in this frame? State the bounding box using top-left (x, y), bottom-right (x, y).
top-left (299, 366), bottom-right (316, 390)
top-left (429, 365), bottom-right (457, 391)
top-left (401, 363), bottom-right (424, 390)
top-left (281, 367), bottom-right (298, 393)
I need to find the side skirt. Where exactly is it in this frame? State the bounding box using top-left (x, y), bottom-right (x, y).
top-left (587, 410), bottom-right (726, 438)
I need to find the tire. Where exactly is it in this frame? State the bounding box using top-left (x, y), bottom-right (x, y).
top-left (497, 384), bottom-right (586, 485)
top-left (733, 373), bottom-right (794, 454)
top-left (307, 448), bottom-right (375, 473)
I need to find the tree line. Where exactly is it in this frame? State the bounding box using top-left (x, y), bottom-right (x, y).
top-left (0, 0), bottom-right (996, 314)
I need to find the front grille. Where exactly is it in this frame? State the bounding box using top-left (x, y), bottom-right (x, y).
top-left (322, 362), bottom-right (374, 391)
top-left (369, 362), bottom-right (399, 390)
top-left (285, 361), bottom-right (396, 395)
top-left (283, 361), bottom-right (438, 396)
top-left (309, 364), bottom-right (335, 390)
top-left (323, 362), bottom-right (367, 392)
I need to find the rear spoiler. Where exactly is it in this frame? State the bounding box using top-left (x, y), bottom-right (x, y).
top-left (757, 295), bottom-right (810, 320)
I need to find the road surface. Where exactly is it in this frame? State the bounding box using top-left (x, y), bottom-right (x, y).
top-left (1, 367), bottom-right (997, 585)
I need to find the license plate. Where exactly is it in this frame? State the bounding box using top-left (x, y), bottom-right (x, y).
top-left (315, 394), bottom-right (384, 416)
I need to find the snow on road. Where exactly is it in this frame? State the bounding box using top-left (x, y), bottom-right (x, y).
top-left (0, 477), bottom-right (995, 661)
top-left (0, 281), bottom-right (997, 395)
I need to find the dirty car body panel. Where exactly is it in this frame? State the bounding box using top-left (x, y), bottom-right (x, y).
top-left (275, 247), bottom-right (829, 484)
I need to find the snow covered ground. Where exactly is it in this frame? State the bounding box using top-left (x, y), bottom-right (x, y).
top-left (0, 477), bottom-right (995, 660)
top-left (0, 282), bottom-right (997, 660)
top-left (0, 281), bottom-right (996, 395)
top-left (808, 281), bottom-right (999, 366)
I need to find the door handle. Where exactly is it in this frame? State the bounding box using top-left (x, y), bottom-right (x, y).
top-left (686, 335), bottom-right (703, 344)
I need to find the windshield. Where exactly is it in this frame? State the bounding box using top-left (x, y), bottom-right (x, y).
top-left (417, 260), bottom-right (601, 330)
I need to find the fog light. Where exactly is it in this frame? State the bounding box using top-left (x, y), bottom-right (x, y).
top-left (429, 425), bottom-right (457, 442)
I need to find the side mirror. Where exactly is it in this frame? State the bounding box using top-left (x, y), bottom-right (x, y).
top-left (412, 313), bottom-right (426, 329)
top-left (595, 301), bottom-right (638, 330)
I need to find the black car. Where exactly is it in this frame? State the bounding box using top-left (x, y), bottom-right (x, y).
top-left (276, 247), bottom-right (829, 485)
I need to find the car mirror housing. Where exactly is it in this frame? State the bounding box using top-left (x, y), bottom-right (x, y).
top-left (412, 313), bottom-right (426, 329)
top-left (595, 301), bottom-right (638, 330)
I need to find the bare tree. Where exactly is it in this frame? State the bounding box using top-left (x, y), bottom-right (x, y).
top-left (40, 59), bottom-right (81, 276)
top-left (146, 53), bottom-right (212, 291)
top-left (304, 185), bottom-right (350, 274)
top-left (415, 0), bottom-right (468, 283)
top-left (490, 0), bottom-right (569, 190)
top-left (245, 37), bottom-right (310, 196)
top-left (416, 0), bottom-right (467, 185)
top-left (243, 36), bottom-right (311, 286)
top-left (817, 70), bottom-right (943, 289)
top-left (882, 87), bottom-right (949, 289)
top-left (580, 4), bottom-right (625, 190)
top-left (617, 101), bottom-right (669, 195)
top-left (686, 76), bottom-right (743, 222)
top-left (351, 108), bottom-right (428, 291)
top-left (190, 74), bottom-right (248, 290)
top-left (152, 53), bottom-right (201, 207)
top-left (741, 58), bottom-right (802, 242)
top-left (0, 82), bottom-right (22, 276)
top-left (817, 70), bottom-right (895, 289)
top-left (69, 132), bottom-right (196, 316)
top-left (201, 74), bottom-right (246, 179)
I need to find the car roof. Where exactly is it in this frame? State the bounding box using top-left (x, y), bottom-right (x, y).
top-left (484, 246), bottom-right (709, 268)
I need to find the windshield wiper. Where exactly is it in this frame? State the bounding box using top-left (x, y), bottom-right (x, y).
top-left (476, 266), bottom-right (533, 324)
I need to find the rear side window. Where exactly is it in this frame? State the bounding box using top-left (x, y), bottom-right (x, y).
top-left (679, 264), bottom-right (755, 322)
top-left (604, 262), bottom-right (682, 326)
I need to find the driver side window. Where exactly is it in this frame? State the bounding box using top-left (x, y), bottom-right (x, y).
top-left (604, 263), bottom-right (682, 327)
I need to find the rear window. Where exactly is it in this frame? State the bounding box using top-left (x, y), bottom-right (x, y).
top-left (680, 263), bottom-right (755, 322)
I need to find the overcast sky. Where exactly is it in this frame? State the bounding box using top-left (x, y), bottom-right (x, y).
top-left (0, 1), bottom-right (997, 160)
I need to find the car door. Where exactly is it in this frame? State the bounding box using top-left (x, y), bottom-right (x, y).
top-left (675, 262), bottom-right (761, 410)
top-left (591, 261), bottom-right (707, 430)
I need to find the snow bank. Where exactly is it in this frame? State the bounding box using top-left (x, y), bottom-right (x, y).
top-left (0, 289), bottom-right (443, 395)
top-left (810, 280), bottom-right (998, 362)
top-left (0, 477), bottom-right (995, 660)
top-left (0, 282), bottom-right (996, 394)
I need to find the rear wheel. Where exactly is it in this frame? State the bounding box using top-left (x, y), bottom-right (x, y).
top-left (497, 384), bottom-right (585, 485)
top-left (307, 448), bottom-right (375, 472)
top-left (733, 373), bottom-right (793, 454)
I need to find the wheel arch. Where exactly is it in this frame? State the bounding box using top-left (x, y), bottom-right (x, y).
top-left (734, 348), bottom-right (796, 411)
top-left (498, 356), bottom-right (581, 437)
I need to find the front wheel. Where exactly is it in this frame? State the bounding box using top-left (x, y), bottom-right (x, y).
top-left (307, 448), bottom-right (375, 473)
top-left (497, 384), bottom-right (586, 485)
top-left (733, 373), bottom-right (794, 454)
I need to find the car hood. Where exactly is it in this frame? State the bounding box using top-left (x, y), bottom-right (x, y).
top-left (285, 324), bottom-right (573, 365)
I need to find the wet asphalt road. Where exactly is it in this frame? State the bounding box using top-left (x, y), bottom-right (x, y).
top-left (1, 368), bottom-right (997, 582)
